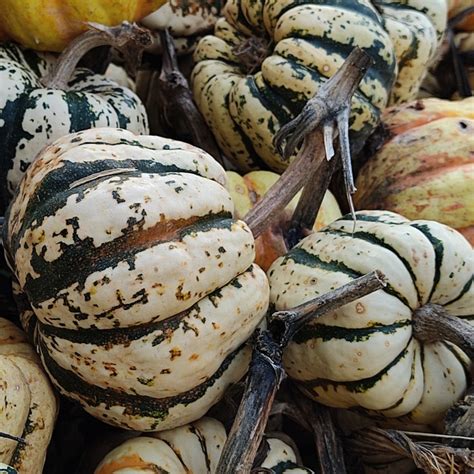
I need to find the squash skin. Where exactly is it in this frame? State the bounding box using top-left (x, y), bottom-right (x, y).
top-left (268, 210), bottom-right (472, 425)
top-left (0, 43), bottom-right (149, 214)
top-left (0, 318), bottom-right (58, 474)
top-left (355, 98), bottom-right (474, 244)
top-left (226, 170), bottom-right (341, 271)
top-left (0, 0), bottom-right (167, 52)
top-left (4, 128), bottom-right (269, 432)
top-left (94, 417), bottom-right (314, 473)
top-left (192, 0), bottom-right (446, 172)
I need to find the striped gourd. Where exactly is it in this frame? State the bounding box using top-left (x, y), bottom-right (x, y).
top-left (0, 318), bottom-right (57, 474)
top-left (3, 127), bottom-right (269, 432)
top-left (0, 43), bottom-right (148, 214)
top-left (355, 98), bottom-right (474, 245)
top-left (268, 210), bottom-right (472, 424)
top-left (94, 417), bottom-right (314, 473)
top-left (192, 0), bottom-right (447, 172)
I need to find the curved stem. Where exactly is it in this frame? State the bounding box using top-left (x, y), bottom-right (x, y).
top-left (43, 22), bottom-right (152, 90)
top-left (413, 304), bottom-right (474, 358)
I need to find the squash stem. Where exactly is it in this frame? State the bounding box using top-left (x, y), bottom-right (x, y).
top-left (216, 270), bottom-right (386, 474)
top-left (413, 304), bottom-right (474, 359)
top-left (0, 432), bottom-right (26, 444)
top-left (245, 47), bottom-right (372, 240)
top-left (43, 22), bottom-right (152, 90)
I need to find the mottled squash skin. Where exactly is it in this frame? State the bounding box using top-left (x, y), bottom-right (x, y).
top-left (268, 210), bottom-right (472, 425)
top-left (355, 98), bottom-right (474, 244)
top-left (0, 0), bottom-right (167, 52)
top-left (4, 128), bottom-right (269, 432)
top-left (0, 318), bottom-right (58, 474)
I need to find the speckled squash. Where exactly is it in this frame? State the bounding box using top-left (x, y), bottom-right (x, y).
top-left (3, 127), bottom-right (269, 432)
top-left (0, 43), bottom-right (148, 214)
top-left (94, 417), bottom-right (314, 473)
top-left (0, 318), bottom-right (58, 474)
top-left (268, 210), bottom-right (472, 425)
top-left (227, 170), bottom-right (341, 270)
top-left (0, 0), bottom-right (167, 52)
top-left (192, 0), bottom-right (446, 172)
top-left (355, 98), bottom-right (474, 244)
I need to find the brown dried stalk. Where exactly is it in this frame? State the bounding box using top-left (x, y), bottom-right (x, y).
top-left (215, 270), bottom-right (386, 474)
top-left (0, 432), bottom-right (26, 444)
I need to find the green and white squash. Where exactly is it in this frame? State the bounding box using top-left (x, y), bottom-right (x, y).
top-left (0, 465), bottom-right (16, 474)
top-left (0, 43), bottom-right (148, 213)
top-left (94, 417), bottom-right (314, 473)
top-left (0, 318), bottom-right (57, 474)
top-left (3, 127), bottom-right (269, 432)
top-left (192, 0), bottom-right (447, 172)
top-left (268, 210), bottom-right (472, 425)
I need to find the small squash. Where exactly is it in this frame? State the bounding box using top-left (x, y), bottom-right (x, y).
top-left (0, 318), bottom-right (58, 474)
top-left (3, 127), bottom-right (269, 432)
top-left (94, 417), bottom-right (314, 473)
top-left (355, 98), bottom-right (474, 244)
top-left (0, 42), bottom-right (148, 213)
top-left (192, 0), bottom-right (446, 172)
top-left (268, 210), bottom-right (472, 425)
top-left (0, 465), bottom-right (16, 474)
top-left (227, 170), bottom-right (341, 270)
top-left (0, 0), bottom-right (167, 52)
top-left (448, 0), bottom-right (474, 31)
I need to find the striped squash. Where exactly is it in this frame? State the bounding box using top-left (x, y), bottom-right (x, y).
top-left (0, 465), bottom-right (16, 474)
top-left (3, 127), bottom-right (269, 432)
top-left (192, 0), bottom-right (446, 172)
top-left (0, 0), bottom-right (166, 52)
top-left (227, 170), bottom-right (341, 270)
top-left (94, 417), bottom-right (314, 473)
top-left (0, 318), bottom-right (57, 474)
top-left (268, 210), bottom-right (472, 425)
top-left (355, 98), bottom-right (474, 245)
top-left (0, 43), bottom-right (149, 214)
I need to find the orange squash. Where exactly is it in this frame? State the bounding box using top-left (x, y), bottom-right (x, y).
top-left (0, 0), bottom-right (166, 52)
top-left (448, 0), bottom-right (474, 31)
top-left (227, 171), bottom-right (341, 271)
top-left (355, 97), bottom-right (474, 244)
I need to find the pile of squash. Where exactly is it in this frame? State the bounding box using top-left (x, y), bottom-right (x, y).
top-left (0, 1), bottom-right (472, 473)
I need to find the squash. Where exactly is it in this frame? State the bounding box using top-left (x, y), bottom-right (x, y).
top-left (0, 0), bottom-right (167, 52)
top-left (268, 210), bottom-right (472, 425)
top-left (0, 318), bottom-right (58, 474)
top-left (94, 417), bottom-right (314, 473)
top-left (192, 0), bottom-right (447, 172)
top-left (0, 42), bottom-right (149, 214)
top-left (0, 465), bottom-right (16, 474)
top-left (448, 0), bottom-right (474, 31)
top-left (355, 98), bottom-right (474, 244)
top-left (3, 127), bottom-right (269, 432)
top-left (227, 170), bottom-right (341, 270)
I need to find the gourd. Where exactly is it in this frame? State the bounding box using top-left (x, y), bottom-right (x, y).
top-left (3, 127), bottom-right (270, 432)
top-left (0, 318), bottom-right (57, 474)
top-left (0, 36), bottom-right (148, 214)
top-left (355, 98), bottom-right (474, 244)
top-left (0, 0), bottom-right (166, 52)
top-left (192, 0), bottom-right (447, 172)
top-left (268, 210), bottom-right (472, 425)
top-left (94, 417), bottom-right (314, 473)
top-left (227, 170), bottom-right (341, 270)
top-left (448, 0), bottom-right (474, 31)
top-left (0, 465), bottom-right (16, 474)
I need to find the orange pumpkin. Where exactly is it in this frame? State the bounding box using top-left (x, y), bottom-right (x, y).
top-left (227, 171), bottom-right (341, 271)
top-left (448, 0), bottom-right (474, 31)
top-left (0, 0), bottom-right (166, 52)
top-left (355, 97), bottom-right (474, 244)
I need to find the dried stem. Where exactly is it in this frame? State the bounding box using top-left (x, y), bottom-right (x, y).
top-left (43, 22), bottom-right (152, 90)
top-left (154, 29), bottom-right (223, 163)
top-left (216, 270), bottom-right (386, 474)
top-left (245, 47), bottom-right (372, 239)
top-left (413, 304), bottom-right (474, 359)
top-left (0, 432), bottom-right (26, 444)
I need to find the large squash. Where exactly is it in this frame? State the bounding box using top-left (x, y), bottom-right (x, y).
top-left (0, 0), bottom-right (167, 52)
top-left (268, 210), bottom-right (472, 425)
top-left (355, 98), bottom-right (474, 244)
top-left (94, 417), bottom-right (314, 473)
top-left (227, 170), bottom-right (341, 270)
top-left (0, 43), bottom-right (148, 214)
top-left (3, 127), bottom-right (269, 432)
top-left (0, 318), bottom-right (57, 474)
top-left (192, 0), bottom-right (447, 172)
